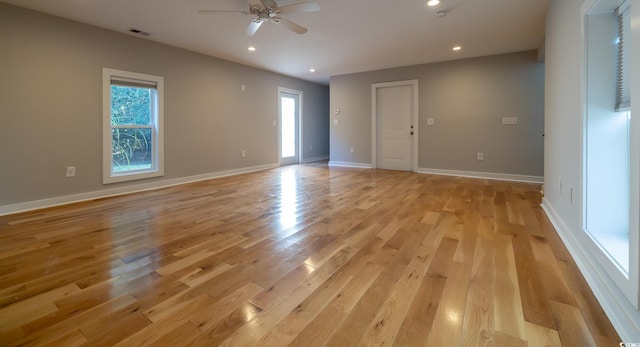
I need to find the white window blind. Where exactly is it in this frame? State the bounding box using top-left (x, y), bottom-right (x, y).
top-left (616, 0), bottom-right (630, 111)
top-left (110, 76), bottom-right (158, 89)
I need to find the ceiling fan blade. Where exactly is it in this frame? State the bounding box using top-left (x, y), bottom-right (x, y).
top-left (247, 0), bottom-right (264, 7)
top-left (244, 19), bottom-right (263, 37)
top-left (197, 10), bottom-right (246, 15)
top-left (260, 0), bottom-right (278, 9)
top-left (279, 1), bottom-right (320, 15)
top-left (279, 18), bottom-right (307, 34)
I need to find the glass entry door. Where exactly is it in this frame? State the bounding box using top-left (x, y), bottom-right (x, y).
top-left (278, 89), bottom-right (301, 165)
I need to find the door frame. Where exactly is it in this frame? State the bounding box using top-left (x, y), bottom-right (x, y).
top-left (277, 87), bottom-right (303, 165)
top-left (371, 80), bottom-right (419, 171)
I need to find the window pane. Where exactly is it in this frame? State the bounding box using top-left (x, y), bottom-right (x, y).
top-left (112, 127), bottom-right (152, 172)
top-left (110, 85), bottom-right (153, 125)
top-left (282, 97), bottom-right (296, 158)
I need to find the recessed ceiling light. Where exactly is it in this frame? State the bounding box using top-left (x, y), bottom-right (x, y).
top-left (248, 46), bottom-right (256, 51)
top-left (452, 45), bottom-right (462, 51)
top-left (309, 68), bottom-right (316, 73)
top-left (427, 0), bottom-right (440, 6)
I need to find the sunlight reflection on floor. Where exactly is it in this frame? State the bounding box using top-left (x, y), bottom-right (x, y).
top-left (279, 168), bottom-right (298, 229)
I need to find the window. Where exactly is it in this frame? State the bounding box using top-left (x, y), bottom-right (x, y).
top-left (103, 68), bottom-right (164, 184)
top-left (584, 0), bottom-right (631, 275)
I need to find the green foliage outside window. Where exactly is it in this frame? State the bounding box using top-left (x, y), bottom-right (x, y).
top-left (111, 86), bottom-right (154, 172)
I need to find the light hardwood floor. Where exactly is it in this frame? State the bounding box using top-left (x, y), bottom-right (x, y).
top-left (0, 163), bottom-right (620, 346)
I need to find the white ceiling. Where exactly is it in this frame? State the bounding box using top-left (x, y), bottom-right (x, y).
top-left (2, 0), bottom-right (549, 85)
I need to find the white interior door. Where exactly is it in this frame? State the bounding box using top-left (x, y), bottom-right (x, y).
top-left (376, 84), bottom-right (414, 171)
top-left (278, 89), bottom-right (301, 166)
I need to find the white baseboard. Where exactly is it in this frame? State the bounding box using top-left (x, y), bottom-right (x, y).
top-left (417, 167), bottom-right (543, 184)
top-left (302, 155), bottom-right (329, 163)
top-left (328, 161), bottom-right (373, 169)
top-left (326, 164), bottom-right (543, 183)
top-left (0, 163), bottom-right (278, 216)
top-left (541, 198), bottom-right (640, 341)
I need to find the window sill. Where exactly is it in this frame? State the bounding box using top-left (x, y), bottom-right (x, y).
top-left (103, 169), bottom-right (164, 185)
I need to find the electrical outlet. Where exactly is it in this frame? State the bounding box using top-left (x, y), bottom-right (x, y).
top-left (241, 150), bottom-right (246, 158)
top-left (477, 152), bottom-right (484, 161)
top-left (350, 147), bottom-right (355, 154)
top-left (502, 117), bottom-right (518, 125)
top-left (66, 166), bottom-right (76, 177)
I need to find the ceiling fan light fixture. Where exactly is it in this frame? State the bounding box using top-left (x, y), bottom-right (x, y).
top-left (427, 0), bottom-right (440, 7)
top-left (199, 0), bottom-right (319, 37)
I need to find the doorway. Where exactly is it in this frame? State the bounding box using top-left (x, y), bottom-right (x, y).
top-left (372, 80), bottom-right (418, 171)
top-left (278, 88), bottom-right (302, 166)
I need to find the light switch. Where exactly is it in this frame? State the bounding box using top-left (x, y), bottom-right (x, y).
top-left (333, 119), bottom-right (339, 125)
top-left (427, 118), bottom-right (435, 125)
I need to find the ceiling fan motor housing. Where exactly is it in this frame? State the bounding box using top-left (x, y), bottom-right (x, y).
top-left (199, 0), bottom-right (320, 37)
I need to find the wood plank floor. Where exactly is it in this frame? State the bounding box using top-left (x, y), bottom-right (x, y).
top-left (0, 163), bottom-right (620, 346)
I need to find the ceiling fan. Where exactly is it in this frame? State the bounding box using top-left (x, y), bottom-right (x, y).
top-left (198, 0), bottom-right (320, 37)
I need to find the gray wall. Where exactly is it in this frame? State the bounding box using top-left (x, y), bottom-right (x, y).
top-left (330, 51), bottom-right (544, 177)
top-left (0, 3), bottom-right (329, 207)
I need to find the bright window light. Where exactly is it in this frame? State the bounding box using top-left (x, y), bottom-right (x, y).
top-left (281, 97), bottom-right (296, 158)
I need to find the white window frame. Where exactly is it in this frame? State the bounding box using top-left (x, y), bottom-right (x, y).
top-left (102, 68), bottom-right (164, 184)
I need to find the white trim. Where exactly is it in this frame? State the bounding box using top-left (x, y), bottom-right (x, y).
top-left (371, 80), bottom-right (419, 172)
top-left (629, 0), bottom-right (640, 308)
top-left (325, 164), bottom-right (543, 182)
top-left (417, 167), bottom-right (543, 184)
top-left (302, 155), bottom-right (329, 163)
top-left (0, 163), bottom-right (278, 217)
top-left (328, 161), bottom-right (373, 169)
top-left (278, 87), bottom-right (303, 166)
top-left (541, 199), bottom-right (640, 341)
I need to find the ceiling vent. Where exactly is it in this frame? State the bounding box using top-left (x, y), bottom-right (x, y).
top-left (128, 28), bottom-right (151, 36)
